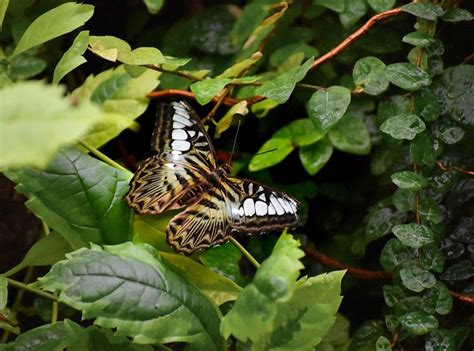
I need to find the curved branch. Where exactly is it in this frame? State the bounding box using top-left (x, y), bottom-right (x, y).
top-left (310, 7), bottom-right (404, 71)
top-left (449, 290), bottom-right (474, 305)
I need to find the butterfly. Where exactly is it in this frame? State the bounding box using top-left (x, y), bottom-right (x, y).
top-left (124, 101), bottom-right (299, 254)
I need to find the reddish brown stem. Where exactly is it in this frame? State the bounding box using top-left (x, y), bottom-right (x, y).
top-left (310, 7), bottom-right (403, 71)
top-left (391, 328), bottom-right (400, 348)
top-left (304, 247), bottom-right (392, 280)
top-left (436, 161), bottom-right (474, 176)
top-left (449, 290), bottom-right (474, 305)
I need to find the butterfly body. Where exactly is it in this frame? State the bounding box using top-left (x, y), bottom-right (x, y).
top-left (125, 101), bottom-right (299, 254)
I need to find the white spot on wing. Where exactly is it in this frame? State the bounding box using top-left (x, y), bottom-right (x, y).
top-left (255, 201), bottom-right (267, 216)
top-left (173, 114), bottom-right (192, 126)
top-left (172, 129), bottom-right (187, 140)
top-left (243, 198), bottom-right (255, 216)
top-left (188, 130), bottom-right (196, 137)
top-left (248, 182), bottom-right (253, 194)
top-left (171, 140), bottom-right (191, 151)
top-left (173, 121), bottom-right (185, 129)
top-left (270, 195), bottom-right (284, 215)
top-left (238, 207), bottom-right (244, 216)
top-left (258, 193), bottom-right (266, 201)
top-left (268, 203), bottom-right (276, 215)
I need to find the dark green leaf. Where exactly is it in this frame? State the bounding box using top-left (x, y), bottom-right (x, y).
top-left (425, 329), bottom-right (458, 351)
top-left (12, 3), bottom-right (94, 57)
top-left (199, 242), bottom-right (246, 286)
top-left (353, 56), bottom-right (389, 95)
top-left (414, 88), bottom-right (441, 122)
top-left (4, 148), bottom-right (132, 249)
top-left (392, 189), bottom-right (416, 212)
top-left (368, 0), bottom-right (396, 13)
top-left (366, 207), bottom-right (407, 243)
top-left (0, 81), bottom-right (100, 168)
top-left (34, 243), bottom-right (224, 350)
top-left (269, 43), bottom-right (318, 68)
top-left (377, 95), bottom-right (410, 123)
top-left (400, 262), bottom-right (436, 292)
top-left (349, 321), bottom-right (385, 351)
top-left (142, 0), bottom-right (163, 14)
top-left (383, 285), bottom-right (406, 307)
top-left (410, 133), bottom-right (437, 167)
top-left (432, 119), bottom-right (465, 144)
top-left (380, 113), bottom-right (426, 140)
top-left (9, 53), bottom-right (47, 80)
top-left (53, 30), bottom-right (89, 84)
top-left (375, 336), bottom-right (392, 351)
top-left (385, 315), bottom-right (400, 333)
top-left (441, 7), bottom-right (473, 22)
top-left (419, 198), bottom-right (443, 224)
top-left (394, 296), bottom-right (424, 316)
top-left (380, 239), bottom-right (416, 271)
top-left (248, 138), bottom-right (294, 172)
top-left (402, 32), bottom-right (436, 47)
top-left (230, 3), bottom-right (267, 45)
top-left (307, 86), bottom-right (351, 132)
top-left (392, 224), bottom-right (435, 248)
top-left (399, 312), bottom-right (438, 335)
top-left (402, 3), bottom-right (445, 20)
top-left (391, 171), bottom-right (428, 191)
top-left (339, 0), bottom-right (367, 28)
top-left (299, 137), bottom-right (333, 176)
top-left (274, 118), bottom-right (325, 146)
top-left (314, 0), bottom-right (345, 13)
top-left (0, 0), bottom-right (8, 29)
top-left (420, 244), bottom-right (445, 273)
top-left (422, 282), bottom-right (452, 315)
top-left (329, 115), bottom-right (371, 155)
top-left (440, 260), bottom-right (474, 281)
top-left (385, 63), bottom-right (431, 91)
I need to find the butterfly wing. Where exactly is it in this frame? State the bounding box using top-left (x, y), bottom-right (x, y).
top-left (166, 178), bottom-right (299, 254)
top-left (124, 101), bottom-right (216, 214)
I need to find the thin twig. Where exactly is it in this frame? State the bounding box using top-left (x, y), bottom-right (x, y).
top-left (304, 247), bottom-right (392, 280)
top-left (7, 278), bottom-right (59, 302)
top-left (229, 237), bottom-right (260, 269)
top-left (449, 290), bottom-right (474, 304)
top-left (78, 140), bottom-right (129, 173)
top-left (310, 7), bottom-right (404, 71)
top-left (148, 89), bottom-right (240, 106)
top-left (144, 64), bottom-right (203, 82)
top-left (436, 161), bottom-right (474, 176)
top-left (202, 87), bottom-right (231, 124)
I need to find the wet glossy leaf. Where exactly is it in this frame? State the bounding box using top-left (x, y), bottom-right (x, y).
top-left (410, 133), bottom-right (437, 167)
top-left (12, 3), bottom-right (94, 57)
top-left (392, 189), bottom-right (416, 212)
top-left (400, 262), bottom-right (436, 292)
top-left (441, 7), bottom-right (473, 22)
top-left (392, 224), bottom-right (435, 248)
top-left (380, 113), bottom-right (426, 140)
top-left (440, 260), bottom-right (474, 281)
top-left (385, 63), bottom-right (431, 91)
top-left (53, 31), bottom-right (89, 84)
top-left (4, 148), bottom-right (133, 249)
top-left (34, 243), bottom-right (224, 350)
top-left (422, 282), bottom-right (452, 315)
top-left (339, 0), bottom-right (367, 28)
top-left (402, 3), bottom-right (445, 20)
top-left (402, 32), bottom-right (436, 47)
top-left (420, 244), bottom-right (445, 273)
top-left (383, 285), bottom-right (406, 307)
top-left (425, 329), bottom-right (458, 351)
top-left (307, 86), bottom-right (351, 132)
top-left (400, 312), bottom-right (438, 335)
top-left (0, 81), bottom-right (100, 168)
top-left (375, 336), bottom-right (392, 351)
top-left (391, 171), bottom-right (428, 191)
top-left (419, 198), bottom-right (443, 224)
top-left (377, 95), bottom-right (410, 122)
top-left (368, 0), bottom-right (396, 13)
top-left (353, 56), bottom-right (389, 95)
top-left (432, 119), bottom-right (465, 144)
top-left (365, 207), bottom-right (407, 243)
top-left (329, 115), bottom-right (371, 155)
top-left (299, 137), bottom-right (333, 176)
top-left (450, 217), bottom-right (474, 244)
top-left (380, 239), bottom-right (416, 271)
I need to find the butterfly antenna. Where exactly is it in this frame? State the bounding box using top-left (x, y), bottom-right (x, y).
top-left (229, 118), bottom-right (241, 163)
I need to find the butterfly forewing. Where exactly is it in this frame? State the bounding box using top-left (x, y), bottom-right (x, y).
top-left (124, 101), bottom-right (217, 214)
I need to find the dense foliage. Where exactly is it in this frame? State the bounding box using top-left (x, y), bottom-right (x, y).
top-left (0, 0), bottom-right (473, 350)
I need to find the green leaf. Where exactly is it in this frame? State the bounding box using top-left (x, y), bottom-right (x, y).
top-left (0, 0), bottom-right (8, 29)
top-left (3, 148), bottom-right (132, 249)
top-left (230, 3), bottom-right (268, 45)
top-left (8, 53), bottom-right (47, 80)
top-left (380, 239), bottom-right (416, 271)
top-left (250, 98), bottom-right (279, 118)
top-left (385, 63), bottom-right (431, 91)
top-left (0, 81), bottom-right (100, 168)
top-left (190, 77), bottom-right (231, 105)
top-left (132, 213), bottom-right (174, 252)
top-left (12, 3), bottom-right (94, 58)
top-left (422, 282), bottom-right (452, 315)
top-left (418, 198), bottom-right (443, 224)
top-left (400, 262), bottom-right (436, 292)
top-left (314, 0), bottom-right (345, 13)
top-left (256, 57), bottom-right (313, 104)
top-left (199, 242), bottom-right (245, 286)
top-left (215, 101), bottom-right (248, 137)
top-left (89, 35), bottom-right (165, 66)
top-left (269, 43), bottom-right (319, 68)
top-left (353, 56), bottom-right (389, 95)
top-left (315, 314), bottom-right (350, 350)
top-left (0, 276), bottom-right (7, 309)
top-left (410, 133), bottom-right (437, 167)
top-left (299, 137), bottom-right (333, 176)
top-left (274, 118), bottom-right (325, 147)
top-left (391, 171), bottom-right (428, 191)
top-left (432, 65), bottom-right (474, 127)
top-left (160, 252), bottom-right (242, 306)
top-left (402, 3), bottom-right (445, 21)
top-left (34, 242), bottom-right (225, 350)
top-left (249, 138), bottom-right (294, 172)
top-left (142, 0), bottom-right (164, 14)
top-left (307, 86), bottom-right (351, 132)
top-left (403, 32), bottom-right (436, 48)
top-left (425, 329), bottom-right (459, 351)
top-left (442, 7), bottom-right (474, 22)
top-left (392, 189), bottom-right (416, 212)
top-left (218, 52), bottom-right (262, 78)
top-left (420, 244), bottom-right (445, 273)
top-left (221, 232), bottom-right (305, 342)
top-left (368, 0), bottom-right (396, 13)
top-left (380, 113), bottom-right (426, 140)
top-left (53, 31), bottom-right (89, 84)
top-left (414, 88), bottom-right (441, 122)
top-left (2, 231), bottom-right (72, 276)
top-left (71, 65), bottom-right (160, 148)
top-left (399, 312), bottom-right (438, 335)
top-left (392, 224), bottom-right (435, 249)
top-left (328, 115), bottom-right (371, 155)
top-left (339, 0), bottom-right (367, 28)
top-left (0, 319), bottom-right (152, 351)
top-left (383, 285), bottom-right (406, 307)
top-left (375, 336), bottom-right (392, 351)
top-left (365, 207), bottom-right (407, 244)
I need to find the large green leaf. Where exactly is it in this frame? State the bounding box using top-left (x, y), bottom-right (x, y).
top-left (328, 115), bottom-right (371, 155)
top-left (3, 148), bottom-right (133, 249)
top-left (0, 319), bottom-right (152, 351)
top-left (0, 81), bottom-right (100, 169)
top-left (353, 56), bottom-right (389, 96)
top-left (385, 63), bottom-right (431, 91)
top-left (12, 3), bottom-right (94, 57)
top-left (2, 231), bottom-right (72, 276)
top-left (392, 224), bottom-right (435, 249)
top-left (0, 0), bottom-right (8, 30)
top-left (53, 31), bottom-right (89, 84)
top-left (34, 243), bottom-right (225, 350)
top-left (71, 65), bottom-right (160, 148)
top-left (402, 3), bottom-right (445, 21)
top-left (380, 113), bottom-right (426, 140)
top-left (299, 137), bottom-right (334, 176)
top-left (307, 86), bottom-right (351, 132)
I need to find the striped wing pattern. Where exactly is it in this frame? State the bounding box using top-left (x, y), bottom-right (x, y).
top-left (125, 101), bottom-right (299, 254)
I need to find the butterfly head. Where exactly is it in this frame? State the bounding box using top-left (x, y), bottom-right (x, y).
top-left (218, 162), bottom-right (233, 176)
